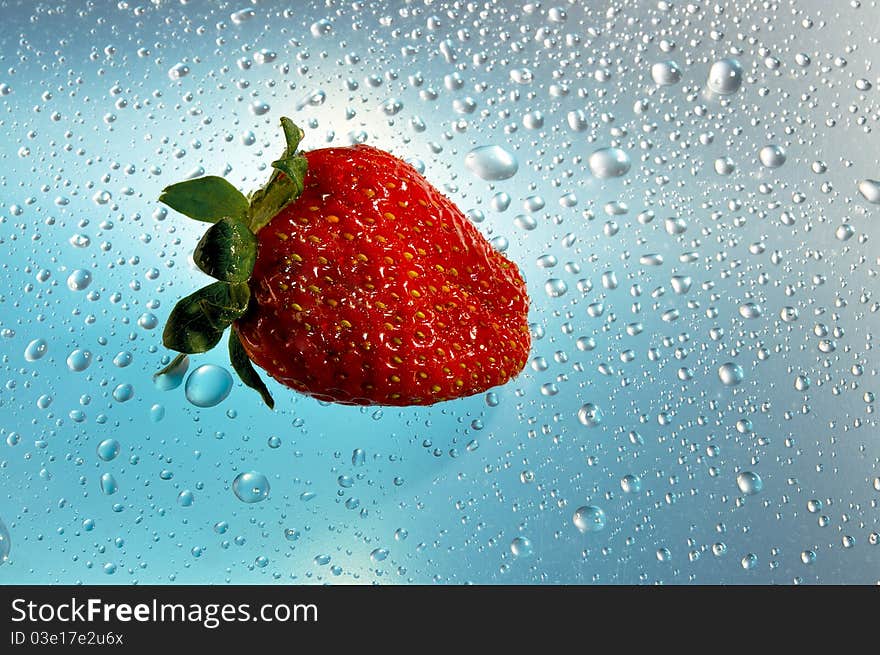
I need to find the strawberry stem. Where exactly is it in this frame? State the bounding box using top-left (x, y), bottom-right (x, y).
top-left (156, 117), bottom-right (309, 409)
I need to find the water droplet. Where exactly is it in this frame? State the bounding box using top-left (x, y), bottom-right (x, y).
top-left (714, 157), bottom-right (735, 175)
top-left (794, 374), bottom-right (811, 391)
top-left (232, 471), bottom-right (270, 504)
top-left (370, 547), bottom-right (389, 563)
top-left (66, 349), bottom-right (92, 372)
top-left (510, 536), bottom-right (533, 558)
top-left (464, 145), bottom-right (519, 180)
top-left (97, 439), bottom-right (120, 462)
top-left (573, 505), bottom-right (606, 533)
top-left (759, 145), bottom-right (787, 168)
top-left (24, 338), bottom-right (48, 362)
top-left (707, 58), bottom-right (743, 95)
top-left (155, 355), bottom-right (189, 391)
top-left (0, 516), bottom-right (10, 562)
top-left (112, 384), bottom-right (134, 403)
top-left (736, 471), bottom-right (763, 495)
top-left (249, 100), bottom-right (270, 116)
top-left (577, 403), bottom-right (603, 427)
top-left (670, 275), bottom-right (692, 294)
top-left (651, 60), bottom-right (682, 86)
top-left (718, 362), bottom-right (744, 386)
top-left (168, 62), bottom-right (190, 80)
top-left (67, 269), bottom-right (92, 291)
top-left (100, 473), bottom-right (118, 496)
top-left (857, 179), bottom-right (880, 204)
top-left (588, 147), bottom-right (631, 178)
top-left (545, 279), bottom-right (568, 298)
top-left (310, 18), bottom-right (333, 37)
top-left (567, 109), bottom-right (588, 132)
top-left (230, 8), bottom-right (256, 24)
top-left (185, 364), bottom-right (233, 408)
top-left (621, 474), bottom-right (642, 494)
top-left (177, 490), bottom-right (195, 507)
top-left (738, 302), bottom-right (763, 319)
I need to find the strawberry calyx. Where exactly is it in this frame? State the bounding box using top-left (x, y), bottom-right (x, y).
top-left (155, 117), bottom-right (309, 408)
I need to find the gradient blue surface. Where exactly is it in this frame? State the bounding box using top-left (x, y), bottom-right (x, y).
top-left (1, 0), bottom-right (878, 584)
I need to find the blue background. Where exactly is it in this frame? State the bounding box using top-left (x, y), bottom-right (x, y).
top-left (1, 0), bottom-right (878, 584)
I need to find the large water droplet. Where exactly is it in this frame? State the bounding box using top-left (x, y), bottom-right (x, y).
top-left (759, 145), bottom-right (786, 168)
top-left (588, 147), bottom-right (631, 178)
top-left (167, 62), bottom-right (190, 80)
top-left (67, 269), bottom-right (92, 291)
top-left (621, 474), bottom-right (642, 494)
top-left (736, 471), bottom-right (763, 495)
top-left (510, 536), bottom-right (533, 558)
top-left (185, 364), bottom-right (233, 407)
top-left (232, 471), bottom-right (270, 503)
top-left (857, 179), bottom-right (880, 204)
top-left (66, 349), bottom-right (92, 372)
top-left (707, 58), bottom-right (743, 94)
top-left (651, 60), bottom-right (682, 86)
top-left (573, 505), bottom-right (606, 533)
top-left (97, 438), bottom-right (120, 462)
top-left (24, 338), bottom-right (48, 362)
top-left (739, 302), bottom-right (763, 319)
top-left (464, 145), bottom-right (519, 180)
top-left (718, 362), bottom-right (745, 386)
top-left (577, 403), bottom-right (603, 427)
top-left (100, 473), bottom-right (118, 496)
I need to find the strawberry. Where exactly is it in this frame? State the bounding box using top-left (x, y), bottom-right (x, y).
top-left (157, 118), bottom-right (530, 407)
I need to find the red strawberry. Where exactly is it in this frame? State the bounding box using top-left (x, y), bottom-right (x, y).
top-left (157, 118), bottom-right (530, 407)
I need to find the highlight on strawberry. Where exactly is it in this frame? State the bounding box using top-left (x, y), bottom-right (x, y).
top-left (156, 118), bottom-right (531, 408)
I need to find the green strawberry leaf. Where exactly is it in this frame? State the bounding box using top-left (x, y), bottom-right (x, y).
top-left (270, 154), bottom-right (308, 198)
top-left (279, 116), bottom-right (305, 155)
top-left (162, 281), bottom-right (251, 353)
top-left (247, 117), bottom-right (308, 232)
top-left (160, 176), bottom-right (249, 223)
top-left (228, 330), bottom-right (275, 409)
top-left (193, 217), bottom-right (258, 282)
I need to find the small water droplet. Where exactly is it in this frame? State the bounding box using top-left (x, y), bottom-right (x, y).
top-left (0, 516), bottom-right (10, 562)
